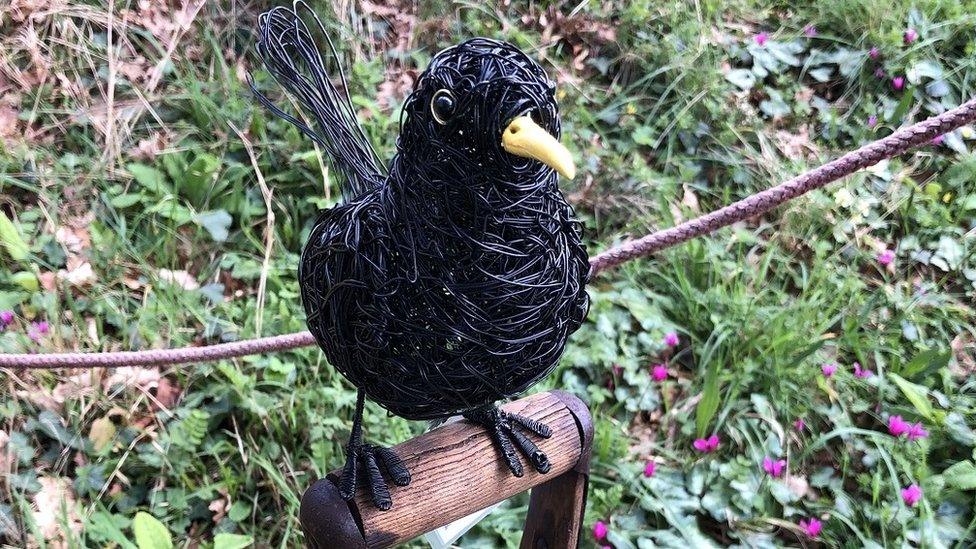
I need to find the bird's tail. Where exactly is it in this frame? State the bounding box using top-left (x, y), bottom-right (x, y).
top-left (251, 1), bottom-right (385, 200)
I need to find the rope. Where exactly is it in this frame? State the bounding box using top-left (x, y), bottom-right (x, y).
top-left (3, 98), bottom-right (975, 370)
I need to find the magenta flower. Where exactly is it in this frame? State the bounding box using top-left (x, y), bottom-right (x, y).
top-left (821, 363), bottom-right (837, 377)
top-left (874, 67), bottom-right (886, 79)
top-left (867, 115), bottom-right (878, 128)
top-left (754, 32), bottom-right (770, 46)
top-left (904, 28), bottom-right (918, 44)
top-left (651, 364), bottom-right (668, 382)
top-left (27, 320), bottom-right (49, 343)
top-left (593, 520), bottom-right (608, 541)
top-left (932, 134), bottom-right (945, 145)
top-left (888, 415), bottom-right (910, 437)
top-left (762, 456), bottom-right (787, 477)
top-left (907, 422), bottom-right (928, 441)
top-left (853, 362), bottom-right (873, 378)
top-left (0, 310), bottom-right (13, 330)
top-left (869, 46), bottom-right (881, 59)
top-left (799, 517), bottom-right (823, 538)
top-left (892, 76), bottom-right (905, 91)
top-left (794, 418), bottom-right (806, 432)
top-left (643, 460), bottom-right (656, 477)
top-left (901, 484), bottom-right (922, 506)
top-left (803, 25), bottom-right (818, 38)
top-left (663, 331), bottom-right (679, 347)
top-left (877, 249), bottom-right (895, 265)
top-left (693, 434), bottom-right (720, 453)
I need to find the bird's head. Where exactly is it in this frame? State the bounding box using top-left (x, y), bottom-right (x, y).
top-left (396, 38), bottom-right (575, 185)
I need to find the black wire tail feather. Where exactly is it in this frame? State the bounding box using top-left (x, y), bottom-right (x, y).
top-left (251, 1), bottom-right (385, 199)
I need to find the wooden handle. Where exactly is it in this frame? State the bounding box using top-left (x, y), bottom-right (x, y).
top-left (300, 390), bottom-right (592, 548)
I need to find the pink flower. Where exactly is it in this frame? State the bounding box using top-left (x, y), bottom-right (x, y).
top-left (663, 332), bottom-right (679, 347)
top-left (869, 46), bottom-right (881, 59)
top-left (892, 76), bottom-right (905, 91)
top-left (874, 67), bottom-right (886, 79)
top-left (867, 115), bottom-right (878, 128)
top-left (907, 422), bottom-right (928, 441)
top-left (27, 320), bottom-right (49, 343)
top-left (877, 249), bottom-right (895, 266)
top-left (643, 460), bottom-right (656, 477)
top-left (762, 456), bottom-right (786, 477)
top-left (904, 28), bottom-right (918, 44)
top-left (853, 362), bottom-right (873, 378)
top-left (754, 32), bottom-right (770, 46)
top-left (799, 517), bottom-right (823, 538)
top-left (931, 134), bottom-right (945, 145)
top-left (794, 418), bottom-right (806, 432)
top-left (888, 415), bottom-right (910, 437)
top-left (0, 310), bottom-right (13, 329)
top-left (693, 434), bottom-right (720, 453)
top-left (803, 25), bottom-right (817, 38)
top-left (821, 363), bottom-right (837, 377)
top-left (651, 364), bottom-right (668, 382)
top-left (593, 520), bottom-right (608, 541)
top-left (901, 484), bottom-right (922, 506)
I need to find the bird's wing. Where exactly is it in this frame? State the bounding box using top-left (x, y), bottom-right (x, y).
top-left (251, 1), bottom-right (385, 200)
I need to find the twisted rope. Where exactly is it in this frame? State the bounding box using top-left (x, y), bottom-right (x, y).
top-left (3, 98), bottom-right (975, 370)
top-left (589, 97), bottom-right (976, 275)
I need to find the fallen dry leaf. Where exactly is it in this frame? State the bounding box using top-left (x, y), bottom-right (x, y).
top-left (52, 371), bottom-right (99, 405)
top-left (209, 496), bottom-right (228, 523)
top-left (104, 366), bottom-right (161, 392)
top-left (950, 333), bottom-right (975, 378)
top-left (0, 106), bottom-right (19, 140)
top-left (154, 377), bottom-right (181, 409)
top-left (33, 476), bottom-right (82, 540)
top-left (88, 416), bottom-right (117, 453)
top-left (0, 430), bottom-right (12, 479)
top-left (59, 261), bottom-right (96, 287)
top-left (128, 130), bottom-right (171, 161)
top-left (157, 269), bottom-right (199, 290)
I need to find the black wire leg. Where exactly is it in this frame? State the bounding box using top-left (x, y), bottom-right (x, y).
top-left (338, 390), bottom-right (411, 510)
top-left (463, 405), bottom-right (553, 477)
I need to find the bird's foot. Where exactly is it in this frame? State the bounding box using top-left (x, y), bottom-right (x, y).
top-left (338, 442), bottom-right (411, 511)
top-left (463, 405), bottom-right (553, 477)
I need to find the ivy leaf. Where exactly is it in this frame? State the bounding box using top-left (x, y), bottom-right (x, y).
top-left (213, 533), bottom-right (254, 549)
top-left (926, 79), bottom-right (951, 97)
top-left (132, 512), bottom-right (173, 549)
top-left (194, 210), bottom-right (233, 242)
top-left (30, 411), bottom-right (85, 450)
top-left (0, 211), bottom-right (29, 261)
top-left (759, 90), bottom-right (791, 118)
top-left (809, 67), bottom-right (834, 82)
top-left (889, 374), bottom-right (937, 422)
top-left (942, 461), bottom-right (976, 490)
top-left (725, 69), bottom-right (756, 90)
top-left (128, 164), bottom-right (171, 195)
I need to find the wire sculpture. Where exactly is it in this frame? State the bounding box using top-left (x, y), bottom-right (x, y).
top-left (251, 2), bottom-right (589, 509)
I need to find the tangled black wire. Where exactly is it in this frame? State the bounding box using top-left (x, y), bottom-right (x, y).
top-left (253, 2), bottom-right (590, 420)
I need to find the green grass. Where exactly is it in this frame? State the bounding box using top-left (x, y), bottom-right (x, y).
top-left (2, 0), bottom-right (975, 547)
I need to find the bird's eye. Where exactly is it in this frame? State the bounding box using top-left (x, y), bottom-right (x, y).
top-left (430, 89), bottom-right (456, 125)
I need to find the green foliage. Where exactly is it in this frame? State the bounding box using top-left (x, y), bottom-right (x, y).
top-left (1, 0), bottom-right (975, 547)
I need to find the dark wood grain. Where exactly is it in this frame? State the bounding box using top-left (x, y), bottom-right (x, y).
top-left (520, 470), bottom-right (589, 549)
top-left (322, 391), bottom-right (586, 548)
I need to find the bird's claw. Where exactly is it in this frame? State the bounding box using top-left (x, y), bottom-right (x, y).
top-left (338, 443), bottom-right (410, 511)
top-left (464, 406), bottom-right (553, 477)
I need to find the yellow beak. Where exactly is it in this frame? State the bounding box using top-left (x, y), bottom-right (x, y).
top-left (501, 116), bottom-right (576, 179)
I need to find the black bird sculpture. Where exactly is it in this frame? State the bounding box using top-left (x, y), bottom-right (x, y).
top-left (252, 2), bottom-right (589, 510)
